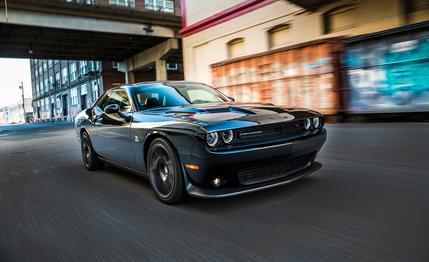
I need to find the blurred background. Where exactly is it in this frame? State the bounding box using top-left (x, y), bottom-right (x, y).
top-left (1, 0), bottom-right (429, 123)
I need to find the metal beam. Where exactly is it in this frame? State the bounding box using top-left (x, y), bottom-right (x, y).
top-left (286, 0), bottom-right (340, 10)
top-left (0, 0), bottom-right (182, 28)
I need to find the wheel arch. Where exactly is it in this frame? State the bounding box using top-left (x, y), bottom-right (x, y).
top-left (143, 131), bottom-right (178, 167)
top-left (80, 126), bottom-right (88, 136)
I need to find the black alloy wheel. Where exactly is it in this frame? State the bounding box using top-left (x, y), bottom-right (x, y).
top-left (81, 132), bottom-right (104, 170)
top-left (148, 138), bottom-right (186, 204)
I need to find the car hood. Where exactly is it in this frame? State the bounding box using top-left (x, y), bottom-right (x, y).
top-left (133, 103), bottom-right (321, 131)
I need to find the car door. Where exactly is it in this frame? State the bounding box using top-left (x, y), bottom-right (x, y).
top-left (88, 92), bottom-right (110, 152)
top-left (93, 89), bottom-right (134, 167)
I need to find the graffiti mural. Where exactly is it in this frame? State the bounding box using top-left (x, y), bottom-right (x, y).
top-left (211, 41), bottom-right (342, 115)
top-left (345, 31), bottom-right (429, 113)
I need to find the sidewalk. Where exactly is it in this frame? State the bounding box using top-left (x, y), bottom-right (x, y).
top-left (0, 122), bottom-right (74, 134)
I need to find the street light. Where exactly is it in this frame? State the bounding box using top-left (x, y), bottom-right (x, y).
top-left (18, 81), bottom-right (25, 123)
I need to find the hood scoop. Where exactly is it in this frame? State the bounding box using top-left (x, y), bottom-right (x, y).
top-left (166, 106), bottom-right (255, 116)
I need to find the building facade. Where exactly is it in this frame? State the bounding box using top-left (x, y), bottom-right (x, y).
top-left (181, 0), bottom-right (429, 114)
top-left (30, 60), bottom-right (125, 121)
top-left (0, 98), bottom-right (33, 124)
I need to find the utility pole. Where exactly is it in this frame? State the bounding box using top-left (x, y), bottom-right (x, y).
top-left (19, 81), bottom-right (25, 123)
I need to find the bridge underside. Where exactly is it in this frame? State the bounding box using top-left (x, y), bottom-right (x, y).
top-left (287, 0), bottom-right (339, 10)
top-left (0, 23), bottom-right (174, 61)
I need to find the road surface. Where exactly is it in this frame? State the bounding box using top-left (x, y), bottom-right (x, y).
top-left (1, 123), bottom-right (428, 261)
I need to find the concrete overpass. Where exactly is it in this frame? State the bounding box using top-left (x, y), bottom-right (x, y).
top-left (0, 0), bottom-right (182, 82)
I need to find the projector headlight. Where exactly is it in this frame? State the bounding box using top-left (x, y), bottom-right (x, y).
top-left (312, 117), bottom-right (321, 128)
top-left (304, 118), bottom-right (311, 130)
top-left (206, 132), bottom-right (219, 147)
top-left (221, 130), bottom-right (234, 144)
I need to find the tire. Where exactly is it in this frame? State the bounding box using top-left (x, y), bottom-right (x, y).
top-left (147, 138), bottom-right (186, 204)
top-left (81, 131), bottom-right (104, 170)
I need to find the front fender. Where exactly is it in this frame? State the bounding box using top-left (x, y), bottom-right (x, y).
top-left (131, 126), bottom-right (203, 174)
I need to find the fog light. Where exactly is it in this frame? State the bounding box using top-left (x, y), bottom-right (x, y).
top-left (212, 177), bottom-right (225, 187)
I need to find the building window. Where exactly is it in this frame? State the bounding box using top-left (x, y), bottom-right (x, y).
top-left (79, 61), bottom-right (88, 75)
top-left (92, 80), bottom-right (99, 101)
top-left (109, 0), bottom-right (135, 8)
top-left (81, 84), bottom-right (88, 96)
top-left (71, 88), bottom-right (79, 105)
top-left (89, 61), bottom-right (100, 72)
top-left (227, 38), bottom-right (245, 58)
top-left (268, 24), bottom-right (291, 49)
top-left (62, 67), bottom-right (68, 84)
top-left (167, 63), bottom-right (178, 70)
top-left (44, 79), bottom-right (48, 93)
top-left (56, 96), bottom-right (61, 110)
top-left (323, 5), bottom-right (356, 34)
top-left (46, 97), bottom-right (50, 111)
top-left (70, 63), bottom-right (77, 82)
top-left (49, 76), bottom-right (54, 90)
top-left (66, 0), bottom-right (95, 4)
top-left (145, 0), bottom-right (174, 13)
top-left (36, 84), bottom-right (40, 97)
top-left (55, 72), bottom-right (61, 88)
top-left (43, 61), bottom-right (47, 72)
top-left (48, 60), bottom-right (53, 68)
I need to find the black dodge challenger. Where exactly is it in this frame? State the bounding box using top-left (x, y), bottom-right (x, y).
top-left (75, 81), bottom-right (327, 204)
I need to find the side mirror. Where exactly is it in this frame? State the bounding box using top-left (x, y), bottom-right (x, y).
top-left (104, 104), bottom-right (120, 114)
top-left (228, 96), bottom-right (235, 102)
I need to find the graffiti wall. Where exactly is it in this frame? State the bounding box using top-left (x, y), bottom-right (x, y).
top-left (345, 30), bottom-right (429, 113)
top-left (211, 40), bottom-right (342, 115)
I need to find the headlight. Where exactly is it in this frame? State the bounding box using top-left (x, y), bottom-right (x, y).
top-left (304, 118), bottom-right (311, 130)
top-left (206, 132), bottom-right (219, 147)
top-left (221, 130), bottom-right (234, 144)
top-left (312, 117), bottom-right (321, 128)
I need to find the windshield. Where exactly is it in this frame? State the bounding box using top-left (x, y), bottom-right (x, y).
top-left (133, 83), bottom-right (228, 110)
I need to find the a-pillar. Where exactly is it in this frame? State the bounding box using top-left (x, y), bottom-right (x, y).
top-left (156, 60), bottom-right (167, 81)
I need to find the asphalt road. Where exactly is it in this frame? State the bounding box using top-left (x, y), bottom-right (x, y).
top-left (1, 123), bottom-right (428, 262)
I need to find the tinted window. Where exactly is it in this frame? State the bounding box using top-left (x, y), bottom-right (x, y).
top-left (94, 93), bottom-right (109, 111)
top-left (133, 83), bottom-right (227, 111)
top-left (105, 90), bottom-right (132, 113)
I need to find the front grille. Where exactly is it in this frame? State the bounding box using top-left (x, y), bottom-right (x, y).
top-left (238, 125), bottom-right (280, 140)
top-left (238, 152), bottom-right (315, 185)
top-left (236, 121), bottom-right (306, 143)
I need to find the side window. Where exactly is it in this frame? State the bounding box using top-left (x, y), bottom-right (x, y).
top-left (105, 90), bottom-right (132, 113)
top-left (95, 92), bottom-right (110, 111)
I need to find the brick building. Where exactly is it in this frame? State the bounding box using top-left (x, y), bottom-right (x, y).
top-left (30, 60), bottom-right (125, 121)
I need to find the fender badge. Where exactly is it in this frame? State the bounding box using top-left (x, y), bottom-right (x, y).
top-left (134, 136), bottom-right (139, 143)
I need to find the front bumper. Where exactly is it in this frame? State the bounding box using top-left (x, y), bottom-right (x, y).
top-left (182, 128), bottom-right (327, 197)
top-left (185, 161), bottom-right (321, 198)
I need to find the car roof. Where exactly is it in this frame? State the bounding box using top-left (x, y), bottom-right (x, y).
top-left (115, 81), bottom-right (205, 90)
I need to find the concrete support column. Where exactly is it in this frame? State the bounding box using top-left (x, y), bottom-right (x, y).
top-left (120, 38), bottom-right (179, 83)
top-left (156, 60), bottom-right (167, 81)
top-left (126, 71), bottom-right (135, 84)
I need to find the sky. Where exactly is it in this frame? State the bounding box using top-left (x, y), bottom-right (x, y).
top-left (0, 58), bottom-right (32, 107)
